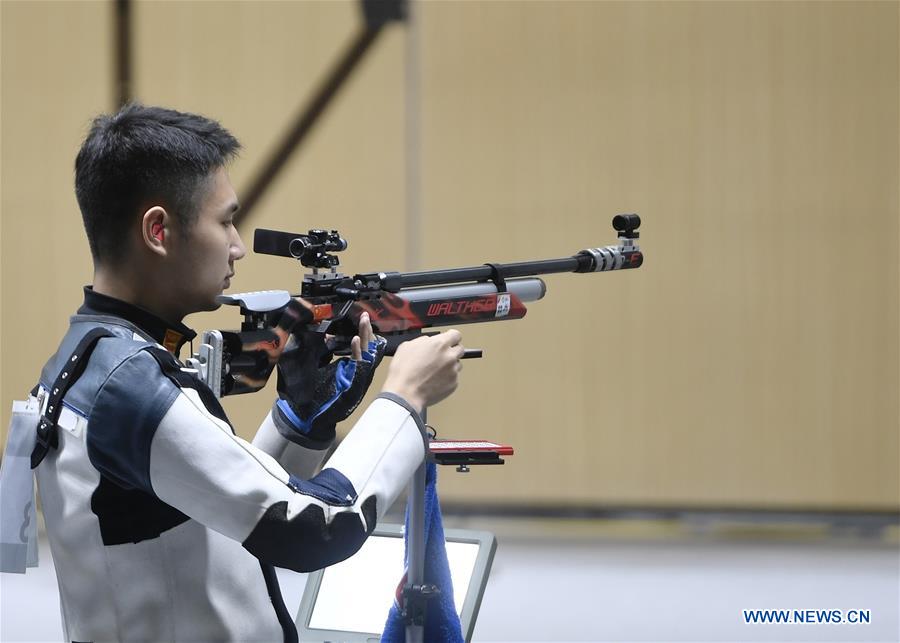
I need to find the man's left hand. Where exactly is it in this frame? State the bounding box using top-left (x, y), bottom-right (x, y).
top-left (275, 312), bottom-right (387, 443)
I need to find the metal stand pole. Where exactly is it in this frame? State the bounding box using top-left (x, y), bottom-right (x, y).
top-left (404, 0), bottom-right (426, 634)
top-left (403, 405), bottom-right (429, 643)
top-left (404, 444), bottom-right (427, 643)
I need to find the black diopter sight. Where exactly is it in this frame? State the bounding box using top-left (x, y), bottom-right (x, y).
top-left (612, 214), bottom-right (640, 239)
top-left (254, 228), bottom-right (348, 269)
top-left (288, 229), bottom-right (347, 265)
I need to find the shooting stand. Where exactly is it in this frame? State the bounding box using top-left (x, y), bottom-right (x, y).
top-left (400, 402), bottom-right (514, 643)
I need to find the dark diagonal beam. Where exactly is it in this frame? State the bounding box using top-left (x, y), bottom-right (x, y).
top-left (235, 26), bottom-right (384, 229)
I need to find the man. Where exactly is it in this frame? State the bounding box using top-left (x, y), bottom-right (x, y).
top-left (31, 104), bottom-right (464, 641)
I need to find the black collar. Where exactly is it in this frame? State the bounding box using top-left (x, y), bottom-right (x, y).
top-left (78, 286), bottom-right (197, 355)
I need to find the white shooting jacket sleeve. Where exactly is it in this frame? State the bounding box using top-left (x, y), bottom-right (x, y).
top-left (252, 409), bottom-right (333, 479)
top-left (146, 388), bottom-right (425, 572)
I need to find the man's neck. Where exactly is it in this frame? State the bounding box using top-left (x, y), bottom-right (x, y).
top-left (93, 266), bottom-right (185, 326)
top-left (79, 286), bottom-right (196, 355)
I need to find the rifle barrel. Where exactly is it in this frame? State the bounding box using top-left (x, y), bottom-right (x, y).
top-left (398, 256), bottom-right (587, 288)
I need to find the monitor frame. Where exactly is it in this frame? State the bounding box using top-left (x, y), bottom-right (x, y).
top-left (295, 523), bottom-right (497, 643)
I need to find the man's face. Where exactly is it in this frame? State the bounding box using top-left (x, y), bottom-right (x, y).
top-left (166, 167), bottom-right (245, 316)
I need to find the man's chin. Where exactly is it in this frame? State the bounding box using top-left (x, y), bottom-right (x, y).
top-left (195, 296), bottom-right (224, 313)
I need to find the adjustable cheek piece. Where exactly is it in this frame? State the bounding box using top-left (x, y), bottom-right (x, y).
top-left (188, 291), bottom-right (373, 399)
top-left (187, 292), bottom-right (309, 397)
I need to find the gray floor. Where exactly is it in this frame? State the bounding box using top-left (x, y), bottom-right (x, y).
top-left (2, 525), bottom-right (898, 642)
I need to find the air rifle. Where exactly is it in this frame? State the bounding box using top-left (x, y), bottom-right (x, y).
top-left (187, 214), bottom-right (642, 397)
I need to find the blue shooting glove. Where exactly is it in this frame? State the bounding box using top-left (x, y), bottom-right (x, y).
top-left (274, 320), bottom-right (387, 447)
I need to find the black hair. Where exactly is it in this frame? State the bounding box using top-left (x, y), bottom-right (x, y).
top-left (74, 103), bottom-right (241, 265)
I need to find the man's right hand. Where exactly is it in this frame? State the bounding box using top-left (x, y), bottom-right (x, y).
top-left (381, 330), bottom-right (464, 413)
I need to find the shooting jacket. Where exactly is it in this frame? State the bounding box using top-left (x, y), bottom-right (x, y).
top-left (32, 288), bottom-right (426, 642)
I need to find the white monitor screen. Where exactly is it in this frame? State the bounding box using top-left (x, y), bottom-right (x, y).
top-left (307, 535), bottom-right (480, 634)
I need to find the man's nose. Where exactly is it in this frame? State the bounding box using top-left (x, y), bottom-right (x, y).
top-left (231, 229), bottom-right (247, 261)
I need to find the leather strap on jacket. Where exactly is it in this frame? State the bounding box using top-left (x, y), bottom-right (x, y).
top-left (31, 328), bottom-right (115, 469)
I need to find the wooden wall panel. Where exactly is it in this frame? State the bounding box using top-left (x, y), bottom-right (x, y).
top-left (1, 1), bottom-right (897, 510)
top-left (1, 0), bottom-right (112, 435)
top-left (416, 0), bottom-right (899, 509)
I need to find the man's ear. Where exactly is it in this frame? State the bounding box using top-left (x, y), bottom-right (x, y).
top-left (141, 206), bottom-right (170, 256)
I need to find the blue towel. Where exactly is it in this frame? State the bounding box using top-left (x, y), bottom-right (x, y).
top-left (381, 461), bottom-right (464, 643)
